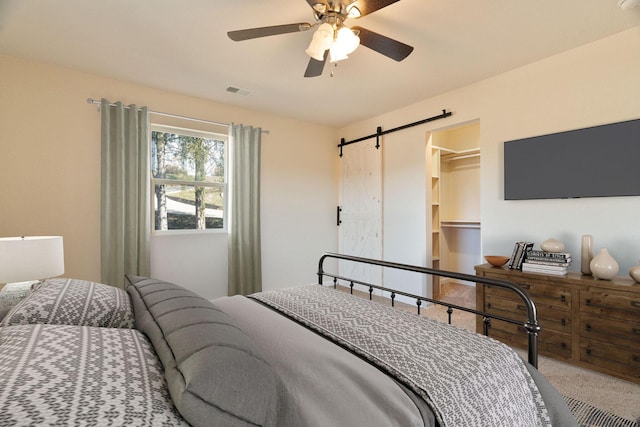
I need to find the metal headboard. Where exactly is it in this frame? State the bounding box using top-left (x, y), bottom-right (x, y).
top-left (317, 252), bottom-right (541, 368)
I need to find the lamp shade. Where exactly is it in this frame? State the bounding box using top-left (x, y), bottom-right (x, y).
top-left (0, 236), bottom-right (64, 283)
top-left (306, 23), bottom-right (333, 61)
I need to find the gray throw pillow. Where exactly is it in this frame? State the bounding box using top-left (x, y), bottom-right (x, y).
top-left (126, 275), bottom-right (285, 427)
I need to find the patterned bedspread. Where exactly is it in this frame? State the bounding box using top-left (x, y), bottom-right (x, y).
top-left (251, 285), bottom-right (552, 427)
top-left (0, 324), bottom-right (188, 426)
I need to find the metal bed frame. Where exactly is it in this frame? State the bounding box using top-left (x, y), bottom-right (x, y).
top-left (317, 252), bottom-right (541, 368)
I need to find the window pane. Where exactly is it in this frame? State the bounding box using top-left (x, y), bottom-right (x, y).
top-left (154, 184), bottom-right (223, 230)
top-left (152, 131), bottom-right (225, 182)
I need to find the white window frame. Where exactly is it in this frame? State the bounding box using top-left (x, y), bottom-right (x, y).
top-left (150, 124), bottom-right (228, 235)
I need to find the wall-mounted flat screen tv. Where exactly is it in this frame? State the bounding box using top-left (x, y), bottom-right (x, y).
top-left (504, 118), bottom-right (640, 200)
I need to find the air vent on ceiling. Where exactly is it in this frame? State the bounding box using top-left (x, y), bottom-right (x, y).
top-left (226, 86), bottom-right (253, 96)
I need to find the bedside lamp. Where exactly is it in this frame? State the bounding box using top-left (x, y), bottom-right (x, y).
top-left (0, 236), bottom-right (65, 284)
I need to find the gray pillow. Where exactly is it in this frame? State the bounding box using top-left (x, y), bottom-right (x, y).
top-left (0, 278), bottom-right (134, 328)
top-left (126, 275), bottom-right (284, 427)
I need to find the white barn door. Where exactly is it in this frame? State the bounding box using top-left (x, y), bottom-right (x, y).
top-left (338, 139), bottom-right (382, 287)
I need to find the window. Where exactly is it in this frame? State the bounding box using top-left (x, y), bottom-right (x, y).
top-left (151, 125), bottom-right (227, 233)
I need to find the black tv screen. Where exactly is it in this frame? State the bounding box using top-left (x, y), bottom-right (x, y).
top-left (504, 118), bottom-right (640, 200)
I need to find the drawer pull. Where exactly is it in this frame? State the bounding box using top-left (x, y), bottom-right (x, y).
top-left (633, 355), bottom-right (640, 362)
top-left (632, 300), bottom-right (640, 308)
top-left (585, 298), bottom-right (591, 306)
top-left (585, 348), bottom-right (592, 355)
top-left (561, 343), bottom-right (567, 349)
top-left (585, 324), bottom-right (592, 332)
top-left (561, 319), bottom-right (566, 326)
top-left (487, 303), bottom-right (492, 309)
top-left (632, 328), bottom-right (640, 335)
top-left (560, 295), bottom-right (566, 303)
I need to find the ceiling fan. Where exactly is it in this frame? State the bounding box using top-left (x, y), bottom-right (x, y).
top-left (227, 0), bottom-right (414, 77)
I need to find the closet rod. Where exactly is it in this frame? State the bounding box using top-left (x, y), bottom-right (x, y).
top-left (86, 98), bottom-right (269, 134)
top-left (337, 109), bottom-right (451, 157)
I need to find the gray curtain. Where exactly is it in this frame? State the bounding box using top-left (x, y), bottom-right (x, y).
top-left (228, 124), bottom-right (262, 295)
top-left (100, 99), bottom-right (151, 288)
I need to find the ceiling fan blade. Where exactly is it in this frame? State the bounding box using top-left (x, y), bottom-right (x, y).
top-left (304, 50), bottom-right (328, 77)
top-left (228, 23), bottom-right (311, 41)
top-left (351, 26), bottom-right (413, 61)
top-left (351, 0), bottom-right (401, 17)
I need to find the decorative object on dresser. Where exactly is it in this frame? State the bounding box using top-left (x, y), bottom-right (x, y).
top-left (484, 255), bottom-right (510, 267)
top-left (476, 263), bottom-right (640, 385)
top-left (522, 249), bottom-right (572, 276)
top-left (580, 235), bottom-right (594, 275)
top-left (540, 238), bottom-right (565, 253)
top-left (629, 261), bottom-right (640, 283)
top-left (590, 248), bottom-right (619, 280)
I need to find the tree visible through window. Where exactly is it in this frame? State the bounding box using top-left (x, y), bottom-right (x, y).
top-left (151, 125), bottom-right (226, 231)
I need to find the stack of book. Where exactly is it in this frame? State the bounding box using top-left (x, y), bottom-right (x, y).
top-left (522, 249), bottom-right (572, 276)
top-left (508, 241), bottom-right (534, 270)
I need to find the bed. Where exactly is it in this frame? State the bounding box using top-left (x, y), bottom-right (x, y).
top-left (0, 252), bottom-right (578, 426)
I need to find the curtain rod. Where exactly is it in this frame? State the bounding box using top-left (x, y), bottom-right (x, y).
top-left (86, 98), bottom-right (269, 134)
top-left (337, 109), bottom-right (452, 157)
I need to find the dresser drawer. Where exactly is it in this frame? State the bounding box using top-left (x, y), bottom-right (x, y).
top-left (581, 339), bottom-right (640, 381)
top-left (485, 294), bottom-right (572, 334)
top-left (484, 281), bottom-right (571, 311)
top-left (580, 314), bottom-right (640, 350)
top-left (487, 319), bottom-right (572, 359)
top-left (581, 288), bottom-right (640, 321)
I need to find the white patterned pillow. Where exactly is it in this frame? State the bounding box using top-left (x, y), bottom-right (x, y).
top-left (0, 281), bottom-right (38, 320)
top-left (0, 324), bottom-right (188, 426)
top-left (0, 278), bottom-right (134, 328)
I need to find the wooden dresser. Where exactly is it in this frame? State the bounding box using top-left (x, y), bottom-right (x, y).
top-left (475, 264), bottom-right (640, 384)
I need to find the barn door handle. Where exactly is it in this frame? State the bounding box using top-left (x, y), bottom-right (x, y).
top-left (631, 300), bottom-right (640, 308)
top-left (337, 206), bottom-right (342, 226)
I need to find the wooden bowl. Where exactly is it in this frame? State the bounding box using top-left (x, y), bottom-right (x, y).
top-left (484, 255), bottom-right (510, 267)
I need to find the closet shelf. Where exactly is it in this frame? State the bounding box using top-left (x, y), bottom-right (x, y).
top-left (433, 146), bottom-right (480, 162)
top-left (440, 220), bottom-right (481, 229)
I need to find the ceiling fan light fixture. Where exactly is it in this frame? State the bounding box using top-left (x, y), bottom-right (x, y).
top-left (329, 45), bottom-right (349, 62)
top-left (346, 5), bottom-right (361, 18)
top-left (305, 23), bottom-right (333, 60)
top-left (312, 3), bottom-right (327, 14)
top-left (329, 26), bottom-right (360, 62)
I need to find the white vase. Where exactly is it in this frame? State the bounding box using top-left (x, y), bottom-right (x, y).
top-left (580, 235), bottom-right (593, 275)
top-left (589, 248), bottom-right (619, 280)
top-left (629, 260), bottom-right (640, 282)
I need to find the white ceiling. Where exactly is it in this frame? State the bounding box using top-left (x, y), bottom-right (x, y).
top-left (1, 0), bottom-right (639, 127)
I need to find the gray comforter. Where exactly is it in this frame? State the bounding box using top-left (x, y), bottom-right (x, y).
top-left (214, 289), bottom-right (578, 427)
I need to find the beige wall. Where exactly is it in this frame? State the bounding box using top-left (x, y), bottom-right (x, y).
top-left (0, 54), bottom-right (338, 297)
top-left (339, 27), bottom-right (640, 275)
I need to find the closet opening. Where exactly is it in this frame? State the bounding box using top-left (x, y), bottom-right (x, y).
top-left (428, 121), bottom-right (481, 304)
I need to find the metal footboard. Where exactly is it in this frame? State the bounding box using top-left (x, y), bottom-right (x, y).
top-left (317, 252), bottom-right (541, 368)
